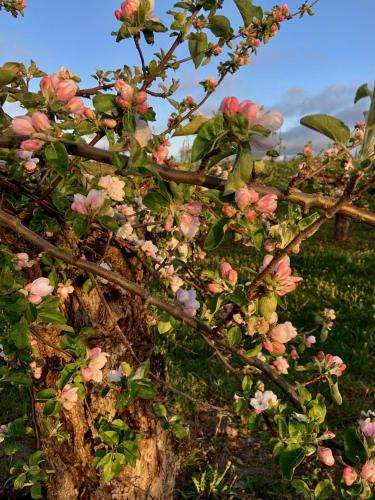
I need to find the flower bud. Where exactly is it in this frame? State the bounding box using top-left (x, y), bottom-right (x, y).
top-left (318, 447), bottom-right (335, 466)
top-left (220, 96), bottom-right (239, 117)
top-left (20, 139), bottom-right (44, 152)
top-left (55, 79), bottom-right (78, 101)
top-left (31, 112), bottom-right (51, 132)
top-left (12, 116), bottom-right (36, 135)
top-left (103, 119), bottom-right (117, 129)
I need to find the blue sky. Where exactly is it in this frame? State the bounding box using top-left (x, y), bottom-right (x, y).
top-left (1, 0), bottom-right (374, 154)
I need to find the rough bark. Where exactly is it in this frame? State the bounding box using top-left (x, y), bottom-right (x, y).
top-left (2, 227), bottom-right (180, 500)
top-left (334, 214), bottom-right (350, 242)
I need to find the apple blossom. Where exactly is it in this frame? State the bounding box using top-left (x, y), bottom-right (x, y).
top-left (55, 79), bottom-right (78, 101)
top-left (238, 100), bottom-right (262, 126)
top-left (24, 277), bottom-right (54, 305)
top-left (13, 252), bottom-right (32, 271)
top-left (342, 466), bottom-right (357, 486)
top-left (57, 283), bottom-right (74, 299)
top-left (250, 390), bottom-right (278, 413)
top-left (257, 194), bottom-right (278, 214)
top-left (258, 111), bottom-right (283, 132)
top-left (176, 288), bottom-right (200, 317)
top-left (152, 141), bottom-right (170, 165)
top-left (359, 412), bottom-right (375, 438)
top-left (318, 447), bottom-right (335, 466)
top-left (222, 204), bottom-right (236, 217)
top-left (66, 96), bottom-right (85, 113)
top-left (108, 368), bottom-right (124, 383)
top-left (12, 115), bottom-right (35, 135)
top-left (260, 254), bottom-right (303, 296)
top-left (30, 361), bottom-right (42, 379)
top-left (305, 335), bottom-right (316, 348)
top-left (120, 0), bottom-right (140, 17)
top-left (20, 139), bottom-right (44, 152)
top-left (25, 159), bottom-right (39, 173)
top-left (179, 213), bottom-right (200, 240)
top-left (271, 321), bottom-right (298, 344)
top-left (0, 424), bottom-right (8, 443)
top-left (361, 460), bottom-right (375, 483)
top-left (272, 357), bottom-right (289, 374)
top-left (60, 384), bottom-right (79, 411)
top-left (98, 176), bottom-right (125, 201)
top-left (220, 96), bottom-right (240, 117)
top-left (31, 111), bottom-right (51, 132)
top-left (103, 118), bottom-right (117, 128)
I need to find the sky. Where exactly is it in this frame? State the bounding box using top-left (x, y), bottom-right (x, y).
top-left (1, 0), bottom-right (374, 156)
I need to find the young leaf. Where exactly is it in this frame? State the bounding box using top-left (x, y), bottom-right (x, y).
top-left (208, 15), bottom-right (232, 38)
top-left (354, 83), bottom-right (372, 104)
top-left (224, 142), bottom-right (252, 195)
top-left (44, 142), bottom-right (69, 177)
top-left (93, 94), bottom-right (117, 112)
top-left (191, 115), bottom-right (225, 162)
top-left (343, 428), bottom-right (368, 466)
top-left (279, 445), bottom-right (305, 480)
top-left (233, 0), bottom-right (263, 25)
top-left (188, 32), bottom-right (208, 68)
top-left (204, 218), bottom-right (229, 250)
top-left (300, 114), bottom-right (350, 146)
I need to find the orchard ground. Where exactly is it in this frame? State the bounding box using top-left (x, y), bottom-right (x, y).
top-left (1, 162), bottom-right (373, 498)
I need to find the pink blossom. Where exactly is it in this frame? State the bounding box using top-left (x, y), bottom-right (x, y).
top-left (303, 145), bottom-right (313, 157)
top-left (57, 283), bottom-right (74, 299)
top-left (250, 390), bottom-right (278, 413)
top-left (20, 139), bottom-right (44, 152)
top-left (98, 175), bottom-right (125, 201)
top-left (118, 82), bottom-right (134, 103)
top-left (89, 347), bottom-right (109, 370)
top-left (30, 361), bottom-right (42, 380)
top-left (318, 447), bottom-right (335, 466)
top-left (55, 79), bottom-right (78, 101)
top-left (134, 119), bottom-right (152, 147)
top-left (305, 335), bottom-right (316, 348)
top-left (272, 357), bottom-right (289, 374)
top-left (361, 460), bottom-right (375, 483)
top-left (238, 100), bottom-right (262, 126)
top-left (135, 91), bottom-right (148, 104)
top-left (121, 0), bottom-right (140, 17)
top-left (60, 384), bottom-right (78, 411)
top-left (222, 204), bottom-right (236, 217)
top-left (263, 339), bottom-right (286, 354)
top-left (71, 190), bottom-right (106, 214)
top-left (25, 160), bottom-right (39, 173)
top-left (179, 213), bottom-right (200, 240)
top-left (152, 141), bottom-right (170, 165)
top-left (187, 202), bottom-right (202, 216)
top-left (261, 254), bottom-right (302, 296)
top-left (114, 9), bottom-right (122, 20)
top-left (359, 418), bottom-right (375, 438)
top-left (108, 369), bottom-right (124, 383)
top-left (220, 96), bottom-right (240, 117)
top-left (207, 283), bottom-right (221, 293)
top-left (290, 349), bottom-right (299, 360)
top-left (204, 77), bottom-right (218, 89)
top-left (258, 111), bottom-right (283, 132)
top-left (84, 108), bottom-right (96, 120)
top-left (176, 288), bottom-right (200, 317)
top-left (31, 112), bottom-right (51, 132)
top-left (24, 277), bottom-right (54, 305)
top-left (342, 466), bottom-right (357, 486)
top-left (141, 240), bottom-right (158, 258)
top-left (13, 252), bottom-right (32, 271)
top-left (12, 116), bottom-right (35, 135)
top-left (271, 321), bottom-right (298, 344)
top-left (164, 218), bottom-right (174, 231)
top-left (103, 119), bottom-right (117, 128)
top-left (250, 134), bottom-right (276, 160)
top-left (235, 187), bottom-right (259, 211)
top-left (246, 209), bottom-right (258, 221)
top-left (257, 194), bottom-right (277, 214)
top-left (66, 96), bottom-right (85, 113)
top-left (71, 193), bottom-right (88, 214)
top-left (136, 102), bottom-right (149, 115)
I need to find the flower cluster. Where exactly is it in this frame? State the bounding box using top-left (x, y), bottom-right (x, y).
top-left (235, 187), bottom-right (278, 218)
top-left (250, 389), bottom-right (278, 413)
top-left (175, 288), bottom-right (200, 317)
top-left (23, 277), bottom-right (54, 305)
top-left (115, 79), bottom-right (149, 115)
top-left (81, 347), bottom-right (109, 383)
top-left (260, 255), bottom-right (303, 296)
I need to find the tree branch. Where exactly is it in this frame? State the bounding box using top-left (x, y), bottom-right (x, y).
top-left (0, 208), bottom-right (302, 410)
top-left (1, 134), bottom-right (374, 227)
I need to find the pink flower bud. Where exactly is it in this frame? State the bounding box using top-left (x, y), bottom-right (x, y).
top-left (246, 209), bottom-right (258, 221)
top-left (55, 79), bottom-right (78, 101)
top-left (222, 205), bottom-right (236, 217)
top-left (361, 460), bottom-right (375, 483)
top-left (220, 262), bottom-right (233, 280)
top-left (238, 99), bottom-right (262, 126)
top-left (25, 160), bottom-right (38, 173)
top-left (103, 119), bottom-right (117, 128)
top-left (12, 116), bottom-right (36, 135)
top-left (20, 139), bottom-right (44, 152)
top-left (136, 102), bottom-right (148, 115)
top-left (135, 91), bottom-right (148, 104)
top-left (66, 96), bottom-right (85, 113)
top-left (207, 283), bottom-right (220, 293)
top-left (235, 187), bottom-right (252, 211)
top-left (342, 466), bottom-right (357, 486)
top-left (305, 335), bottom-right (316, 348)
top-left (121, 0), bottom-right (140, 17)
top-left (227, 269), bottom-right (238, 285)
top-left (84, 108), bottom-right (96, 120)
top-left (318, 447), bottom-right (335, 466)
top-left (303, 145), bottom-right (313, 157)
top-left (31, 112), bottom-right (50, 132)
top-left (187, 202), bottom-right (202, 216)
top-left (114, 9), bottom-right (122, 20)
top-left (290, 349), bottom-right (299, 360)
top-left (263, 339), bottom-right (286, 354)
top-left (219, 96), bottom-right (240, 117)
top-left (117, 96), bottom-right (132, 109)
top-left (257, 193), bottom-right (277, 214)
top-left (60, 384), bottom-right (78, 411)
top-left (271, 322), bottom-right (297, 344)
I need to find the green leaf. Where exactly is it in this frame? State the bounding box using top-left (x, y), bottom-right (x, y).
top-left (315, 479), bottom-right (334, 500)
top-left (8, 371), bottom-right (33, 386)
top-left (73, 215), bottom-right (89, 239)
top-left (93, 94), bottom-right (117, 112)
top-left (343, 428), bottom-right (368, 466)
top-left (36, 389), bottom-right (57, 400)
top-left (258, 293), bottom-right (277, 320)
top-left (279, 445), bottom-right (305, 480)
top-left (203, 218), bottom-right (229, 250)
top-left (44, 142), bottom-right (69, 177)
top-left (171, 423), bottom-right (188, 439)
top-left (174, 115), bottom-right (207, 136)
top-left (143, 191), bottom-right (169, 213)
top-left (191, 115), bottom-right (225, 162)
top-left (224, 143), bottom-right (252, 195)
top-left (354, 83), bottom-right (372, 103)
top-left (291, 479), bottom-right (311, 498)
top-left (300, 114), bottom-right (350, 146)
top-left (208, 15), bottom-right (232, 38)
top-left (10, 318), bottom-right (29, 349)
top-left (188, 32), bottom-right (208, 68)
top-left (43, 399), bottom-right (62, 416)
top-left (153, 402), bottom-right (168, 419)
top-left (13, 472), bottom-right (27, 490)
top-left (227, 326), bottom-right (242, 347)
top-left (328, 379), bottom-right (342, 405)
top-left (99, 216), bottom-right (119, 233)
top-left (233, 0), bottom-right (263, 25)
top-left (229, 112), bottom-right (250, 142)
top-left (30, 483), bottom-right (42, 499)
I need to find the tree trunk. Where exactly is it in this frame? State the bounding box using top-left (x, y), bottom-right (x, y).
top-left (334, 214), bottom-right (350, 242)
top-left (1, 223), bottom-right (180, 499)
